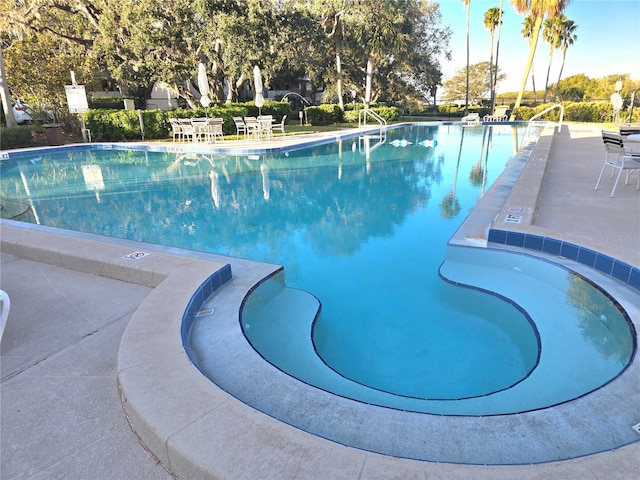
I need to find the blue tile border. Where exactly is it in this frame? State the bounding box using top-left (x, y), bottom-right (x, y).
top-left (488, 228), bottom-right (639, 291)
top-left (180, 263), bottom-right (233, 347)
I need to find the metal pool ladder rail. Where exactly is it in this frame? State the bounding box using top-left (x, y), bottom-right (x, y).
top-left (359, 108), bottom-right (388, 127)
top-left (522, 103), bottom-right (565, 145)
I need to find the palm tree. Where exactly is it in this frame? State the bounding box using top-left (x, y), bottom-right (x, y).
top-left (493, 0), bottom-right (504, 111)
top-left (483, 6), bottom-right (502, 112)
top-left (509, 0), bottom-right (572, 120)
top-left (554, 16), bottom-right (577, 100)
top-left (542, 16), bottom-right (563, 103)
top-left (353, 0), bottom-right (418, 108)
top-left (521, 16), bottom-right (538, 102)
top-left (461, 0), bottom-right (471, 114)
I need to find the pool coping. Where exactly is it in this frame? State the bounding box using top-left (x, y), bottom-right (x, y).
top-left (2, 124), bottom-right (639, 478)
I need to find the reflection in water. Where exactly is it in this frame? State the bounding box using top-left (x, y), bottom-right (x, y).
top-left (1, 125), bottom-right (519, 278)
top-left (82, 164), bottom-right (105, 203)
top-left (566, 274), bottom-right (634, 365)
top-left (440, 126), bottom-right (465, 218)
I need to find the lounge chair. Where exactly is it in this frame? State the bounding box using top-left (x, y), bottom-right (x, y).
top-left (483, 105), bottom-right (510, 122)
top-left (595, 130), bottom-right (640, 197)
top-left (461, 112), bottom-right (481, 126)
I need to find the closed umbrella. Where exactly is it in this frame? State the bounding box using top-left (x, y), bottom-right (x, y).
top-left (253, 65), bottom-right (265, 115)
top-left (198, 62), bottom-right (211, 108)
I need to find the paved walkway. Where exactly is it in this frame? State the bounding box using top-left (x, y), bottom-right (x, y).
top-left (1, 123), bottom-right (639, 479)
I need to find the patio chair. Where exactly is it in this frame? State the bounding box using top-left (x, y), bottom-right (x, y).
top-left (179, 118), bottom-right (194, 142)
top-left (257, 115), bottom-right (274, 139)
top-left (244, 117), bottom-right (260, 139)
top-left (204, 118), bottom-right (224, 143)
top-left (483, 105), bottom-right (509, 122)
top-left (595, 130), bottom-right (640, 197)
top-left (275, 115), bottom-right (287, 136)
top-left (233, 117), bottom-right (248, 139)
top-left (169, 118), bottom-right (183, 142)
top-left (461, 112), bottom-right (481, 126)
top-left (191, 118), bottom-right (208, 142)
top-left (0, 290), bottom-right (9, 342)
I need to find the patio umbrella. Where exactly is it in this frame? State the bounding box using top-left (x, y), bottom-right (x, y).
top-left (198, 62), bottom-right (211, 108)
top-left (253, 65), bottom-right (265, 115)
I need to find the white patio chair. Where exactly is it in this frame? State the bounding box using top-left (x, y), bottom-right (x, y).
top-left (233, 117), bottom-right (248, 139)
top-left (595, 130), bottom-right (640, 197)
top-left (169, 118), bottom-right (183, 142)
top-left (244, 117), bottom-right (260, 139)
top-left (204, 118), bottom-right (224, 143)
top-left (275, 115), bottom-right (287, 136)
top-left (191, 118), bottom-right (208, 142)
top-left (178, 119), bottom-right (194, 142)
top-left (0, 290), bottom-right (10, 342)
top-left (257, 115), bottom-right (274, 140)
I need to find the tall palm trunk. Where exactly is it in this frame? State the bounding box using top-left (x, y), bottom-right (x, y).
top-left (464, 1), bottom-right (470, 114)
top-left (492, 0), bottom-right (504, 112)
top-left (543, 43), bottom-right (554, 103)
top-left (554, 46), bottom-right (568, 99)
top-left (487, 25), bottom-right (495, 111)
top-left (510, 15), bottom-right (543, 120)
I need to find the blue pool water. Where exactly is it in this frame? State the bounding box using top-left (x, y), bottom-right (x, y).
top-left (0, 124), bottom-right (634, 415)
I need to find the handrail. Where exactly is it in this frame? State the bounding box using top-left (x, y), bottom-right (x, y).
top-left (522, 103), bottom-right (564, 146)
top-left (358, 108), bottom-right (387, 127)
top-left (528, 103), bottom-right (564, 128)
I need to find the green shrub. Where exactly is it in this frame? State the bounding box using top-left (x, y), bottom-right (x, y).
top-left (343, 106), bottom-right (400, 123)
top-left (88, 96), bottom-right (130, 110)
top-left (306, 104), bottom-right (343, 125)
top-left (83, 109), bottom-right (139, 141)
top-left (241, 100), bottom-right (291, 121)
top-left (512, 101), bottom-right (615, 122)
top-left (373, 106), bottom-right (400, 121)
top-left (0, 126), bottom-right (34, 149)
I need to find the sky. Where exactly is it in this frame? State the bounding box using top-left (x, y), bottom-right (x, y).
top-left (436, 0), bottom-right (640, 94)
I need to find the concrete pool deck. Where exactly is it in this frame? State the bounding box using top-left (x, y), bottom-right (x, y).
top-left (1, 123), bottom-right (639, 479)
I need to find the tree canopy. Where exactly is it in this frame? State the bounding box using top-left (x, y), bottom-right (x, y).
top-left (442, 62), bottom-right (506, 103)
top-left (0, 0), bottom-right (451, 113)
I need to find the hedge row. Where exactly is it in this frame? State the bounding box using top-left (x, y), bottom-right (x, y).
top-left (511, 101), bottom-right (625, 123)
top-left (83, 100), bottom-right (293, 141)
top-left (437, 101), bottom-right (636, 123)
top-left (83, 101), bottom-right (400, 141)
top-left (305, 104), bottom-right (400, 125)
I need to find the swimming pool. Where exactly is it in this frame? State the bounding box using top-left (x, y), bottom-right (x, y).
top-left (0, 124), bottom-right (634, 418)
